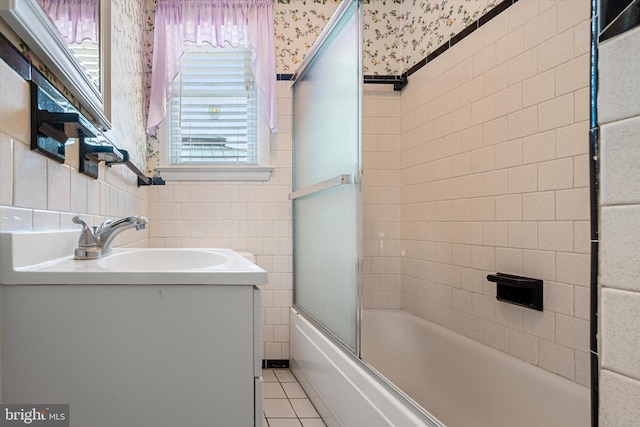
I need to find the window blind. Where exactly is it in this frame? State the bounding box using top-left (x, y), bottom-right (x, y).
top-left (68, 40), bottom-right (100, 89)
top-left (169, 45), bottom-right (259, 164)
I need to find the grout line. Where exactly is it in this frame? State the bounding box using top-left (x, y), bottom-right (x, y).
top-left (263, 368), bottom-right (326, 427)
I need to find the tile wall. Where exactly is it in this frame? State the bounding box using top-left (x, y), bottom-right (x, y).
top-left (0, 21), bottom-right (148, 238)
top-left (147, 81), bottom-right (294, 361)
top-left (598, 24), bottom-right (640, 426)
top-left (362, 85), bottom-right (402, 309)
top-left (398, 0), bottom-right (592, 386)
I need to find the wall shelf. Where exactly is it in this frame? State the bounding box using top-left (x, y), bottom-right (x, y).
top-left (487, 273), bottom-right (544, 311)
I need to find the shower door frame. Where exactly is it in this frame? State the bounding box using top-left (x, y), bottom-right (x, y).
top-left (288, 2), bottom-right (446, 425)
top-left (290, 0), bottom-right (363, 356)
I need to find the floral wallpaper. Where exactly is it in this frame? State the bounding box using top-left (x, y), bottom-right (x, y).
top-left (273, 0), bottom-right (500, 75)
top-left (274, 1), bottom-right (341, 73)
top-left (106, 0), bottom-right (148, 170)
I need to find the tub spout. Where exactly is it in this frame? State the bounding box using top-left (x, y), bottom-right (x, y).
top-left (73, 215), bottom-right (149, 259)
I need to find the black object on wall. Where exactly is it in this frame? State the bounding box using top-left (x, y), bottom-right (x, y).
top-left (487, 273), bottom-right (543, 311)
top-left (600, 0), bottom-right (640, 41)
top-left (30, 79), bottom-right (94, 163)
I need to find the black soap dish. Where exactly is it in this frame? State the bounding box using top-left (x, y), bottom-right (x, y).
top-left (487, 273), bottom-right (543, 311)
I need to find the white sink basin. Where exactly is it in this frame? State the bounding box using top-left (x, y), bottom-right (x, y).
top-left (98, 249), bottom-right (229, 271)
top-left (0, 230), bottom-right (267, 285)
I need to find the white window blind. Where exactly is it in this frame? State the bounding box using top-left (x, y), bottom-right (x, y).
top-left (68, 40), bottom-right (100, 89)
top-left (169, 45), bottom-right (259, 165)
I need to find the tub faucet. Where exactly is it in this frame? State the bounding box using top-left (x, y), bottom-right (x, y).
top-left (72, 215), bottom-right (149, 259)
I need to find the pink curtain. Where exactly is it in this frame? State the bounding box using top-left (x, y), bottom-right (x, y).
top-left (37, 0), bottom-right (99, 44)
top-left (146, 0), bottom-right (277, 135)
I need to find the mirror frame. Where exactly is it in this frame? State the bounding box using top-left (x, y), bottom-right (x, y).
top-left (0, 0), bottom-right (111, 129)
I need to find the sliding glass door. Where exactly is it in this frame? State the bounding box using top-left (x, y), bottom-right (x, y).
top-left (291, 0), bottom-right (362, 353)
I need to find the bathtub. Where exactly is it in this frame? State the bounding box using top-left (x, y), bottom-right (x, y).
top-left (290, 308), bottom-right (590, 427)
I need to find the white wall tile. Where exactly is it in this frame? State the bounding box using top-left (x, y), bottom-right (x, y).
top-left (0, 134), bottom-right (13, 206)
top-left (556, 188), bottom-right (589, 220)
top-left (600, 116), bottom-right (640, 205)
top-left (598, 26), bottom-right (640, 124)
top-left (523, 5), bottom-right (557, 50)
top-left (13, 143), bottom-right (47, 210)
top-left (601, 289), bottom-right (640, 380)
top-left (522, 69), bottom-right (555, 107)
top-left (539, 339), bottom-right (575, 380)
top-left (537, 29), bottom-right (575, 73)
top-left (523, 309), bottom-right (556, 341)
top-left (522, 130), bottom-right (555, 164)
top-left (495, 194), bottom-right (522, 220)
top-left (507, 106), bottom-right (538, 139)
top-left (523, 249), bottom-right (556, 281)
top-left (555, 121), bottom-right (589, 158)
top-left (544, 281), bottom-right (574, 315)
top-left (508, 329), bottom-right (538, 364)
top-left (507, 49), bottom-right (538, 86)
top-left (538, 158), bottom-right (573, 191)
top-left (601, 206), bottom-right (640, 292)
top-left (33, 210), bottom-right (61, 230)
top-left (600, 370), bottom-right (640, 427)
top-left (0, 206), bottom-right (33, 231)
top-left (494, 84), bottom-right (522, 118)
top-left (523, 191), bottom-right (555, 220)
top-left (538, 93), bottom-right (574, 132)
top-left (0, 60), bottom-right (30, 143)
top-left (555, 312), bottom-right (589, 352)
top-left (47, 161), bottom-right (71, 213)
top-left (555, 54), bottom-right (590, 96)
top-left (538, 221), bottom-right (574, 252)
top-left (507, 164), bottom-right (537, 194)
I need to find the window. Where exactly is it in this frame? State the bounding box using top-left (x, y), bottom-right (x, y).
top-left (157, 43), bottom-right (272, 181)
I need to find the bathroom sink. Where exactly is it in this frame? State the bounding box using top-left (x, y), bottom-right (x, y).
top-left (97, 249), bottom-right (229, 271)
top-left (0, 230), bottom-right (267, 285)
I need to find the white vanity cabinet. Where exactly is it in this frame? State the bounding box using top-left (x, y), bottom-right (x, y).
top-left (1, 283), bottom-right (263, 427)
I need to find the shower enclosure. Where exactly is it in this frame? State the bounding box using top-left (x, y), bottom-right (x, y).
top-left (289, 1), bottom-right (591, 426)
top-left (290, 0), bottom-right (362, 354)
top-left (289, 1), bottom-right (439, 425)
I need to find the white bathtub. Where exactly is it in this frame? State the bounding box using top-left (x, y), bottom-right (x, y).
top-left (291, 308), bottom-right (590, 427)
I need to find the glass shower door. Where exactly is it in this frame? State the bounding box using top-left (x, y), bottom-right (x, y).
top-left (291, 0), bottom-right (362, 353)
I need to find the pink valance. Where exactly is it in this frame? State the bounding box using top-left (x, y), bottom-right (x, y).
top-left (37, 0), bottom-right (99, 44)
top-left (146, 0), bottom-right (277, 134)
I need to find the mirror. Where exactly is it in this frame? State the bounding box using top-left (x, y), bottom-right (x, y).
top-left (0, 0), bottom-right (111, 129)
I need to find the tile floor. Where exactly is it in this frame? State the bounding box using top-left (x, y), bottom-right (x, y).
top-left (262, 368), bottom-right (326, 427)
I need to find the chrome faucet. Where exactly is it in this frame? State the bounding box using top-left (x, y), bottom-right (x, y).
top-left (72, 215), bottom-right (149, 259)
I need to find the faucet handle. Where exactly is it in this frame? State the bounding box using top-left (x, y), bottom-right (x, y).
top-left (97, 218), bottom-right (113, 232)
top-left (72, 216), bottom-right (97, 246)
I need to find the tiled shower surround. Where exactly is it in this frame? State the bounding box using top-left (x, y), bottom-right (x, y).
top-left (365, 0), bottom-right (592, 387)
top-left (403, 0), bottom-right (591, 386)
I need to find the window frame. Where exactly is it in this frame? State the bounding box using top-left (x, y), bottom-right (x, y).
top-left (156, 43), bottom-right (272, 182)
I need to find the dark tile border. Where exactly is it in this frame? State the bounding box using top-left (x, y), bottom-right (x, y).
top-left (366, 0), bottom-right (518, 90)
top-left (277, 73), bottom-right (295, 81)
top-left (407, 0), bottom-right (518, 79)
top-left (262, 359), bottom-right (290, 369)
top-left (0, 31), bottom-right (30, 80)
